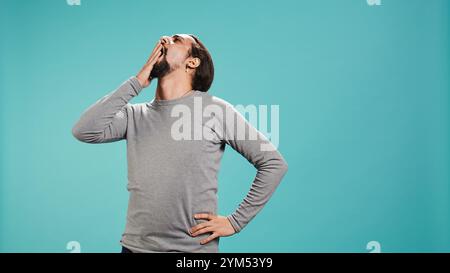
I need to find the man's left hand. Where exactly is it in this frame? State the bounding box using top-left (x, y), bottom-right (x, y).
top-left (189, 213), bottom-right (236, 244)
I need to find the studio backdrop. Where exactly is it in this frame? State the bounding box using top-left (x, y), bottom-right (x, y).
top-left (0, 0), bottom-right (449, 252)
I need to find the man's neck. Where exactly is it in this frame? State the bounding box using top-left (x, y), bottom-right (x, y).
top-left (155, 71), bottom-right (193, 101)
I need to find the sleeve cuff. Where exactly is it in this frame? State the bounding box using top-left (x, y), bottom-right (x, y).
top-left (128, 76), bottom-right (144, 96)
top-left (227, 214), bottom-right (242, 233)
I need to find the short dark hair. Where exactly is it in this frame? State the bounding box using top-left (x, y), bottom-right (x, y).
top-left (187, 34), bottom-right (214, 92)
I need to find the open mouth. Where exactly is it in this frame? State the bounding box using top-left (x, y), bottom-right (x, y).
top-left (160, 47), bottom-right (165, 56)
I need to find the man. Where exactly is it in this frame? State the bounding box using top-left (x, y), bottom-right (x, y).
top-left (72, 34), bottom-right (288, 253)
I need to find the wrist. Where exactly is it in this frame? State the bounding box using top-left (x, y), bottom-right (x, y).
top-left (135, 74), bottom-right (146, 87)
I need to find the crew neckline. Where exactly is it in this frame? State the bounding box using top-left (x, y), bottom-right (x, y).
top-left (148, 90), bottom-right (201, 107)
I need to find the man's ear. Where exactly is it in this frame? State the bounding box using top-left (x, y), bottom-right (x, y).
top-left (187, 57), bottom-right (201, 69)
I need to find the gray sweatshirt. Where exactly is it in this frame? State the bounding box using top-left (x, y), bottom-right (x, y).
top-left (72, 77), bottom-right (288, 253)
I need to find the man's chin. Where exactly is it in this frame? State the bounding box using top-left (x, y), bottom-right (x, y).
top-left (150, 69), bottom-right (166, 79)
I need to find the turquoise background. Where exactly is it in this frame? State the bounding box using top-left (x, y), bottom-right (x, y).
top-left (0, 0), bottom-right (449, 253)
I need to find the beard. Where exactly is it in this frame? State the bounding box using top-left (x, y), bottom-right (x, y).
top-left (149, 54), bottom-right (172, 79)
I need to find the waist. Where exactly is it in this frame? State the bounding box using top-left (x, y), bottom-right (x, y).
top-left (120, 233), bottom-right (220, 253)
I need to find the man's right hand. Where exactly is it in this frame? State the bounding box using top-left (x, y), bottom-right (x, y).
top-left (136, 40), bottom-right (163, 88)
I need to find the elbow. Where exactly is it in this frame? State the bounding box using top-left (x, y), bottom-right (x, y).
top-left (279, 158), bottom-right (288, 176)
top-left (72, 123), bottom-right (105, 144)
top-left (259, 151), bottom-right (289, 176)
top-left (72, 123), bottom-right (96, 143)
top-left (260, 153), bottom-right (288, 177)
top-left (273, 150), bottom-right (288, 177)
top-left (72, 123), bottom-right (86, 142)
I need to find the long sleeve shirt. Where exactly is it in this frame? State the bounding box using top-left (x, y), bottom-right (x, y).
top-left (72, 76), bottom-right (288, 253)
